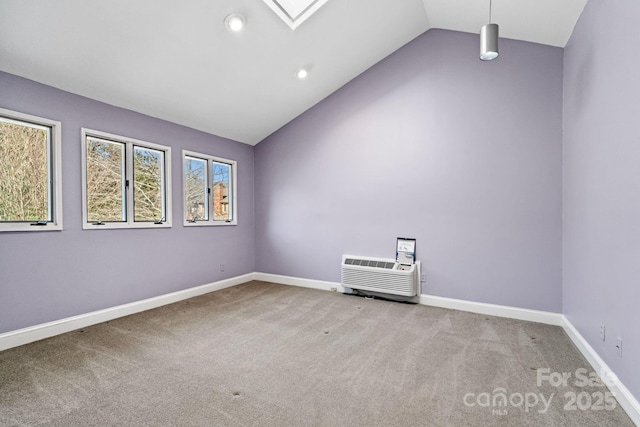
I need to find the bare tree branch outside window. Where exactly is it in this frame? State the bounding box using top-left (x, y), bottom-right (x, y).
top-left (0, 120), bottom-right (50, 222)
top-left (86, 138), bottom-right (125, 222)
top-left (133, 146), bottom-right (164, 222)
top-left (184, 157), bottom-right (207, 222)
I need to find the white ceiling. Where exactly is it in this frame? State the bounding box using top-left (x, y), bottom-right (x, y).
top-left (0, 0), bottom-right (587, 146)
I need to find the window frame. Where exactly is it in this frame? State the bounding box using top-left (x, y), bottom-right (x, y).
top-left (81, 128), bottom-right (172, 230)
top-left (0, 108), bottom-right (63, 232)
top-left (182, 150), bottom-right (237, 227)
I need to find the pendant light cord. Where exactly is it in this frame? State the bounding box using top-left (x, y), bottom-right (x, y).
top-left (489, 0), bottom-right (492, 23)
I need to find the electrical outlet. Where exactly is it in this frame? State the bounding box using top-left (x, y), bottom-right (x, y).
top-left (420, 272), bottom-right (426, 282)
top-left (600, 324), bottom-right (606, 341)
top-left (616, 337), bottom-right (623, 357)
top-left (220, 263), bottom-right (225, 272)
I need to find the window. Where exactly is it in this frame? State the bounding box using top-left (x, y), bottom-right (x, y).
top-left (82, 129), bottom-right (172, 229)
top-left (183, 150), bottom-right (237, 226)
top-left (0, 108), bottom-right (62, 232)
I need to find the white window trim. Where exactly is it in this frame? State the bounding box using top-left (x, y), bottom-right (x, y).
top-left (0, 108), bottom-right (63, 232)
top-left (182, 149), bottom-right (237, 227)
top-left (81, 128), bottom-right (172, 230)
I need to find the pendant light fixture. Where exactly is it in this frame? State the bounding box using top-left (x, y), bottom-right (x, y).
top-left (480, 0), bottom-right (499, 61)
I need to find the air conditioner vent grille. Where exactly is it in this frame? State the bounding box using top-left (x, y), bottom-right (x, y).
top-left (344, 258), bottom-right (394, 269)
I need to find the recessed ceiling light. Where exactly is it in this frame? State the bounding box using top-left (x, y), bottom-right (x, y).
top-left (296, 68), bottom-right (308, 79)
top-left (224, 13), bottom-right (245, 32)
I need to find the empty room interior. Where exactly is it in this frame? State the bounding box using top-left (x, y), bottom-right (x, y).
top-left (1, 0), bottom-right (639, 425)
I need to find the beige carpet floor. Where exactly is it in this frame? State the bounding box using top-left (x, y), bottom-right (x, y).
top-left (0, 281), bottom-right (635, 426)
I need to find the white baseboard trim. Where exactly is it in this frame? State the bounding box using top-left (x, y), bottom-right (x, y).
top-left (0, 273), bottom-right (253, 352)
top-left (561, 316), bottom-right (640, 425)
top-left (254, 272), bottom-right (345, 293)
top-left (419, 294), bottom-right (564, 326)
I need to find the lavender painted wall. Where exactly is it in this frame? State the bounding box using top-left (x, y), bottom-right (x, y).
top-left (563, 0), bottom-right (640, 399)
top-left (255, 30), bottom-right (563, 312)
top-left (0, 71), bottom-right (255, 334)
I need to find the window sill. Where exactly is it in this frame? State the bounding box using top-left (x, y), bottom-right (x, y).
top-left (0, 222), bottom-right (63, 233)
top-left (82, 222), bottom-right (172, 230)
top-left (183, 220), bottom-right (237, 227)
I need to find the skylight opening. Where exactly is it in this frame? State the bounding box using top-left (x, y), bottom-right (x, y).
top-left (263, 0), bottom-right (329, 30)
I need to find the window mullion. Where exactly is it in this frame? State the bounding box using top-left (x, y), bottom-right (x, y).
top-left (160, 150), bottom-right (166, 222)
top-left (125, 142), bottom-right (134, 225)
top-left (207, 159), bottom-right (213, 224)
top-left (46, 127), bottom-right (53, 223)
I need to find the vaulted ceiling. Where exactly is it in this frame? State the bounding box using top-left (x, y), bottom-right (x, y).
top-left (0, 0), bottom-right (587, 145)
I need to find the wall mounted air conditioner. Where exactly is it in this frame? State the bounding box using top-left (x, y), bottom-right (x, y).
top-left (341, 254), bottom-right (420, 297)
